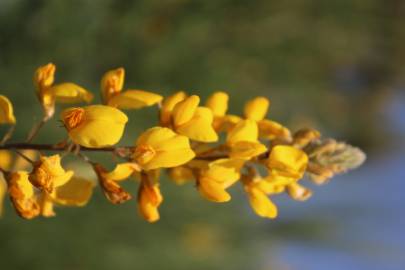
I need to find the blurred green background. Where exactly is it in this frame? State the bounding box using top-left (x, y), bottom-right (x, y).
top-left (1, 0), bottom-right (404, 269)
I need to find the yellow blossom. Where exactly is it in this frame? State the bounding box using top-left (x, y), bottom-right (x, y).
top-left (227, 119), bottom-right (258, 144)
top-left (171, 95), bottom-right (218, 142)
top-left (205, 91), bottom-right (230, 131)
top-left (61, 105), bottom-right (128, 148)
top-left (29, 155), bottom-right (74, 193)
top-left (205, 91), bottom-right (228, 117)
top-left (34, 176), bottom-right (95, 217)
top-left (34, 63), bottom-right (93, 118)
top-left (50, 177), bottom-right (95, 206)
top-left (101, 67), bottom-right (163, 109)
top-left (138, 171), bottom-right (163, 223)
top-left (226, 119), bottom-right (267, 159)
top-left (0, 150), bottom-right (37, 217)
top-left (0, 95), bottom-right (16, 124)
top-left (197, 159), bottom-right (244, 202)
top-left (266, 145), bottom-right (308, 181)
top-left (258, 119), bottom-right (291, 141)
top-left (7, 171), bottom-right (40, 219)
top-left (159, 91), bottom-right (187, 127)
top-left (244, 96), bottom-right (270, 121)
top-left (219, 114), bottom-right (242, 132)
top-left (133, 127), bottom-right (195, 170)
top-left (244, 179), bottom-right (278, 219)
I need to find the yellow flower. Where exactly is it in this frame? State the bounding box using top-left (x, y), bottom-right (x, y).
top-left (241, 96), bottom-right (292, 141)
top-left (34, 63), bottom-right (93, 118)
top-left (133, 127), bottom-right (195, 170)
top-left (101, 67), bottom-right (163, 109)
top-left (171, 95), bottom-right (218, 142)
top-left (159, 91), bottom-right (187, 127)
top-left (7, 171), bottom-right (40, 219)
top-left (0, 95), bottom-right (16, 124)
top-left (29, 155), bottom-right (74, 193)
top-left (93, 163), bottom-right (133, 204)
top-left (50, 177), bottom-right (95, 206)
top-left (243, 179), bottom-right (278, 219)
top-left (205, 91), bottom-right (228, 117)
top-left (138, 171), bottom-right (163, 223)
top-left (226, 119), bottom-right (267, 159)
top-left (197, 159), bottom-right (244, 202)
top-left (266, 145), bottom-right (308, 181)
top-left (0, 150), bottom-right (37, 217)
top-left (37, 177), bottom-right (95, 217)
top-left (244, 96), bottom-right (270, 121)
top-left (258, 119), bottom-right (291, 141)
top-left (61, 105), bottom-right (128, 148)
top-left (205, 91), bottom-right (230, 131)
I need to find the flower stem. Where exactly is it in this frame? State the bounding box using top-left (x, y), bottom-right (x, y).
top-left (26, 117), bottom-right (48, 143)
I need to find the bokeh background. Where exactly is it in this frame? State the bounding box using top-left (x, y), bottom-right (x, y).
top-left (1, 0), bottom-right (404, 269)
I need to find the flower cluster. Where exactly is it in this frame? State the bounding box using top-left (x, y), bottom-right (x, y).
top-left (0, 63), bottom-right (365, 222)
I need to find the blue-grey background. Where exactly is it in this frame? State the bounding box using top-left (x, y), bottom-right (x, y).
top-left (0, 1), bottom-right (404, 269)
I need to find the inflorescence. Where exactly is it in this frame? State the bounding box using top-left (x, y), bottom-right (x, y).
top-left (0, 64), bottom-right (366, 222)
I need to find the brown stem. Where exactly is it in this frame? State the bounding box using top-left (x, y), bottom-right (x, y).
top-left (26, 117), bottom-right (48, 143)
top-left (0, 125), bottom-right (15, 145)
top-left (0, 143), bottom-right (120, 152)
top-left (0, 143), bottom-right (271, 161)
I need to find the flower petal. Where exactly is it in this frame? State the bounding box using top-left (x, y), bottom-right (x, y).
top-left (104, 163), bottom-right (140, 181)
top-left (258, 119), bottom-right (291, 140)
top-left (229, 141), bottom-right (267, 160)
top-left (205, 91), bottom-right (229, 117)
top-left (34, 63), bottom-right (55, 90)
top-left (135, 127), bottom-right (196, 170)
top-left (159, 91), bottom-right (187, 126)
top-left (244, 97), bottom-right (270, 121)
top-left (138, 177), bottom-right (163, 223)
top-left (246, 186), bottom-right (277, 218)
top-left (175, 107), bottom-right (218, 142)
top-left (50, 83), bottom-right (94, 103)
top-left (51, 177), bottom-right (95, 206)
top-left (101, 67), bottom-right (125, 103)
top-left (0, 95), bottom-right (16, 124)
top-left (107, 90), bottom-right (163, 109)
top-left (267, 145), bottom-right (308, 179)
top-left (227, 119), bottom-right (258, 144)
top-left (63, 105), bottom-right (128, 148)
top-left (198, 176), bottom-right (231, 203)
top-left (142, 148), bottom-right (195, 171)
top-left (172, 95), bottom-right (199, 127)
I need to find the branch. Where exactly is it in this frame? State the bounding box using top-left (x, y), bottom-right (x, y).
top-left (0, 143), bottom-right (125, 152)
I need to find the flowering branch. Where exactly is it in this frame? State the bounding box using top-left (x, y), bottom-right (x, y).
top-left (0, 63), bottom-right (366, 223)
